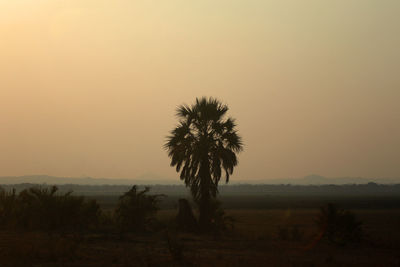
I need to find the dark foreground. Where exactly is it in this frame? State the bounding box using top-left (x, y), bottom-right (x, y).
top-left (1, 209), bottom-right (399, 266)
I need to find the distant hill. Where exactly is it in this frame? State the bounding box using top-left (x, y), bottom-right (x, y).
top-left (0, 174), bottom-right (399, 185)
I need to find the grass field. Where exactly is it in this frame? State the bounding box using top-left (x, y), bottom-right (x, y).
top-left (1, 204), bottom-right (399, 266)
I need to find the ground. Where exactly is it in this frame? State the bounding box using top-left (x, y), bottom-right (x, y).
top-left (0, 209), bottom-right (399, 266)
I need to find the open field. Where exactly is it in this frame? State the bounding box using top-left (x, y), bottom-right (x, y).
top-left (88, 194), bottom-right (400, 210)
top-left (0, 207), bottom-right (399, 266)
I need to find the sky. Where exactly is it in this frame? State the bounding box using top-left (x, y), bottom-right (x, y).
top-left (1, 0), bottom-right (399, 181)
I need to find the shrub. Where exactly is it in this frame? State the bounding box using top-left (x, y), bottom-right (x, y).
top-left (315, 203), bottom-right (363, 245)
top-left (0, 186), bottom-right (101, 232)
top-left (114, 186), bottom-right (163, 232)
top-left (0, 188), bottom-right (18, 227)
top-left (208, 199), bottom-right (235, 235)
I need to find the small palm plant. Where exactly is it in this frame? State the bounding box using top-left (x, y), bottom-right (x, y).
top-left (0, 186), bottom-right (101, 232)
top-left (316, 203), bottom-right (363, 245)
top-left (115, 186), bottom-right (163, 232)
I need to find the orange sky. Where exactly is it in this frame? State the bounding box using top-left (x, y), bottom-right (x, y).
top-left (1, 1), bottom-right (399, 181)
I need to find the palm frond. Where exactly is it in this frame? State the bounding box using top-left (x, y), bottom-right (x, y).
top-left (165, 97), bottom-right (243, 204)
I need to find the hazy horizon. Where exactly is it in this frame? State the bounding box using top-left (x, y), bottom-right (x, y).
top-left (1, 1), bottom-right (399, 181)
top-left (1, 173), bottom-right (399, 186)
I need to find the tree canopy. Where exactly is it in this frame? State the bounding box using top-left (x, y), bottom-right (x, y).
top-left (165, 97), bottom-right (243, 228)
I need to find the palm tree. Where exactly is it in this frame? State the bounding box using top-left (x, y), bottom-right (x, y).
top-left (165, 97), bottom-right (243, 229)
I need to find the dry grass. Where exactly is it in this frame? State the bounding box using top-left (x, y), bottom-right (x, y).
top-left (0, 209), bottom-right (399, 266)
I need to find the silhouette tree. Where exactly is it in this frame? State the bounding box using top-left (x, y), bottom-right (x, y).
top-left (115, 185), bottom-right (162, 232)
top-left (165, 97), bottom-right (243, 229)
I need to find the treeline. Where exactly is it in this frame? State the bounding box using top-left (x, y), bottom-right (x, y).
top-left (0, 185), bottom-right (234, 236)
top-left (1, 183), bottom-right (400, 196)
top-left (0, 185), bottom-right (163, 233)
top-left (218, 183), bottom-right (400, 195)
top-left (0, 185), bottom-right (366, 246)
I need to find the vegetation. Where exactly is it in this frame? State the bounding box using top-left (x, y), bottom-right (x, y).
top-left (176, 198), bottom-right (198, 232)
top-left (0, 186), bottom-right (100, 232)
top-left (115, 185), bottom-right (163, 232)
top-left (208, 199), bottom-right (235, 235)
top-left (0, 185), bottom-right (164, 233)
top-left (0, 207), bottom-right (398, 266)
top-left (1, 184), bottom-right (399, 266)
top-left (165, 97), bottom-right (243, 230)
top-left (315, 203), bottom-right (363, 245)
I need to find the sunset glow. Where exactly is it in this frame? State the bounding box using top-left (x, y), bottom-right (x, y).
top-left (1, 0), bottom-right (399, 180)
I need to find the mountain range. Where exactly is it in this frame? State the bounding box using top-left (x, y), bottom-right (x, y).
top-left (0, 174), bottom-right (398, 185)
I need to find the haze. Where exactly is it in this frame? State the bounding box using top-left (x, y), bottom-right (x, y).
top-left (1, 0), bottom-right (399, 181)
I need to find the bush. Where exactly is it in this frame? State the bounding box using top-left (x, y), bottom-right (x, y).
top-left (208, 199), bottom-right (235, 235)
top-left (0, 188), bottom-right (17, 226)
top-left (115, 186), bottom-right (163, 232)
top-left (315, 203), bottom-right (363, 245)
top-left (0, 186), bottom-right (101, 232)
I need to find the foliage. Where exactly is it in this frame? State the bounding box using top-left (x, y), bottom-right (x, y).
top-left (0, 186), bottom-right (101, 232)
top-left (315, 203), bottom-right (363, 244)
top-left (0, 188), bottom-right (17, 226)
top-left (208, 199), bottom-right (235, 235)
top-left (114, 185), bottom-right (163, 232)
top-left (165, 97), bottom-right (243, 229)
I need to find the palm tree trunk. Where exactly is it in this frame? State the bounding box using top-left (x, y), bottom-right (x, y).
top-left (198, 157), bottom-right (212, 230)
